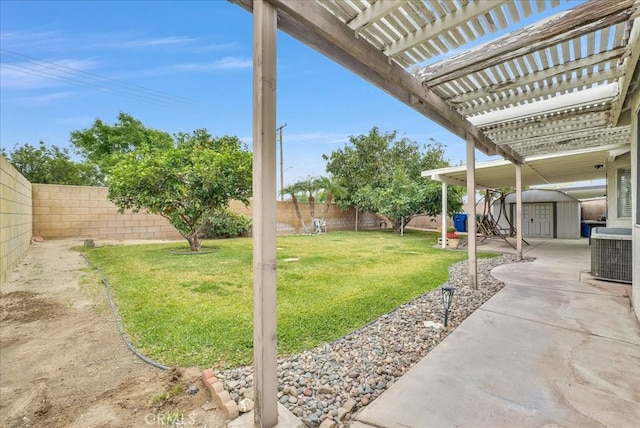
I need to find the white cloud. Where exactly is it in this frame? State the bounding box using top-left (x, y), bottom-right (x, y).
top-left (191, 42), bottom-right (239, 52)
top-left (111, 36), bottom-right (200, 48)
top-left (89, 33), bottom-right (239, 54)
top-left (206, 56), bottom-right (253, 70)
top-left (13, 91), bottom-right (76, 106)
top-left (0, 30), bottom-right (67, 51)
top-left (143, 56), bottom-right (252, 75)
top-left (2, 29), bottom-right (238, 56)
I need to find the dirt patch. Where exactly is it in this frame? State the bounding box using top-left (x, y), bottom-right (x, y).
top-left (0, 291), bottom-right (66, 323)
top-left (0, 239), bottom-right (226, 428)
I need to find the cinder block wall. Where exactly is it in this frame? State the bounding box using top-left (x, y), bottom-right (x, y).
top-left (406, 214), bottom-right (446, 230)
top-left (230, 200), bottom-right (382, 234)
top-left (31, 186), bottom-right (384, 241)
top-left (1, 156), bottom-right (33, 284)
top-left (32, 184), bottom-right (183, 240)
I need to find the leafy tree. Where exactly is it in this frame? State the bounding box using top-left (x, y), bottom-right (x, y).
top-left (315, 176), bottom-right (347, 223)
top-left (323, 127), bottom-right (464, 231)
top-left (70, 112), bottom-right (173, 179)
top-left (107, 130), bottom-right (252, 251)
top-left (281, 176), bottom-right (347, 233)
top-left (2, 141), bottom-right (104, 185)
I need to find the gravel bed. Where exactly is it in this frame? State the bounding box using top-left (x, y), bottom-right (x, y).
top-left (216, 253), bottom-right (532, 426)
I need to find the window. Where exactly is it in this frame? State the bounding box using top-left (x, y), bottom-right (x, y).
top-left (617, 167), bottom-right (631, 218)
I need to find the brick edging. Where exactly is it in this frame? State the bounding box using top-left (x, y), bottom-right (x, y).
top-left (202, 369), bottom-right (239, 420)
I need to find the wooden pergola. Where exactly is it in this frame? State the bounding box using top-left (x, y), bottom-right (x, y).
top-left (228, 0), bottom-right (640, 426)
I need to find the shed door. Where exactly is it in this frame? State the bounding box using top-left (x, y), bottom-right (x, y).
top-left (522, 204), bottom-right (553, 238)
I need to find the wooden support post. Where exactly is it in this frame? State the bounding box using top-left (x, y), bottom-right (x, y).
top-left (252, 1), bottom-right (278, 426)
top-left (515, 163), bottom-right (523, 260)
top-left (441, 182), bottom-right (448, 249)
top-left (466, 136), bottom-right (478, 289)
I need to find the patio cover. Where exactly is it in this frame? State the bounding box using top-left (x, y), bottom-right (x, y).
top-left (232, 0), bottom-right (639, 163)
top-left (421, 144), bottom-right (628, 190)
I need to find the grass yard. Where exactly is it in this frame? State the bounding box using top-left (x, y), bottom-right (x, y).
top-left (82, 229), bottom-right (495, 369)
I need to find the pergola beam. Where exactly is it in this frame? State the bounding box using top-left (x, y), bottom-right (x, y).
top-left (610, 17), bottom-right (640, 125)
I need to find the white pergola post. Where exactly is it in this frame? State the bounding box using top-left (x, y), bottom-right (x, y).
top-left (466, 136), bottom-right (478, 289)
top-left (441, 182), bottom-right (448, 249)
top-left (252, 1), bottom-right (278, 426)
top-left (515, 163), bottom-right (523, 260)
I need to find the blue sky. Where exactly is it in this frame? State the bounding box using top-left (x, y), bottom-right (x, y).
top-left (1, 1), bottom-right (578, 187)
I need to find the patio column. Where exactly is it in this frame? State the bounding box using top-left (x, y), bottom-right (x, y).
top-left (466, 136), bottom-right (478, 289)
top-left (252, 0), bottom-right (278, 426)
top-left (515, 163), bottom-right (523, 260)
top-left (441, 182), bottom-right (447, 249)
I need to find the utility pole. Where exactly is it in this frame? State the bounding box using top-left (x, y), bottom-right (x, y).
top-left (276, 123), bottom-right (287, 201)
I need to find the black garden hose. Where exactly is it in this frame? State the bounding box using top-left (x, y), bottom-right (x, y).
top-left (81, 253), bottom-right (171, 371)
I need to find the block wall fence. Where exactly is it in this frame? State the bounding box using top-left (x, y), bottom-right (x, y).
top-left (1, 156), bottom-right (33, 284)
top-left (29, 185), bottom-right (382, 240)
top-left (32, 184), bottom-right (183, 241)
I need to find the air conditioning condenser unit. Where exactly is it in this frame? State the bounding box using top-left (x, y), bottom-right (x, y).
top-left (590, 227), bottom-right (632, 283)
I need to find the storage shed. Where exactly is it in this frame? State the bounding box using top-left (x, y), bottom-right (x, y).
top-left (495, 189), bottom-right (581, 239)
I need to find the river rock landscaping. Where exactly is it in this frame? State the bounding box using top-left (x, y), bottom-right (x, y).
top-left (215, 253), bottom-right (531, 426)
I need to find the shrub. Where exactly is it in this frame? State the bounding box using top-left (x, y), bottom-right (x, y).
top-left (202, 209), bottom-right (252, 239)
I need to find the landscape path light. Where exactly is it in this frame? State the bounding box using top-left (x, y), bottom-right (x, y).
top-left (441, 285), bottom-right (456, 327)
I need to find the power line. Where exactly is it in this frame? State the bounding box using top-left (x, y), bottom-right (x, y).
top-left (0, 49), bottom-right (199, 110)
top-left (0, 63), bottom-right (190, 109)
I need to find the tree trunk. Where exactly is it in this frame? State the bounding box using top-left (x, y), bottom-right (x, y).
top-left (309, 195), bottom-right (316, 218)
top-left (291, 196), bottom-right (308, 233)
top-left (187, 235), bottom-right (201, 252)
top-left (320, 195), bottom-right (332, 223)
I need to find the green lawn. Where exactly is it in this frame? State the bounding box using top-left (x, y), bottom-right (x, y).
top-left (82, 229), bottom-right (493, 368)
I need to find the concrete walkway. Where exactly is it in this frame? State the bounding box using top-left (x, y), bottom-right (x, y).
top-left (352, 238), bottom-right (640, 428)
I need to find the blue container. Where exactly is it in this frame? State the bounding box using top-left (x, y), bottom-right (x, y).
top-left (453, 213), bottom-right (468, 232)
top-left (581, 222), bottom-right (591, 238)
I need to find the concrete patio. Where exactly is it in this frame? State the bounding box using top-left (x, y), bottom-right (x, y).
top-left (351, 238), bottom-right (640, 428)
